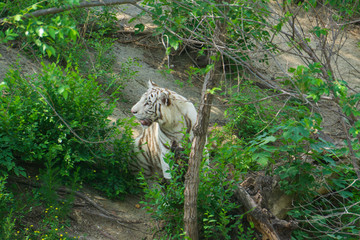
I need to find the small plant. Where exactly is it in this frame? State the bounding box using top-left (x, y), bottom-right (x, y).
top-left (88, 6), bottom-right (119, 35)
top-left (0, 176), bottom-right (16, 240)
top-left (224, 83), bottom-right (275, 140)
top-left (78, 29), bottom-right (141, 99)
top-left (82, 117), bottom-right (139, 199)
top-left (98, 56), bottom-right (141, 100)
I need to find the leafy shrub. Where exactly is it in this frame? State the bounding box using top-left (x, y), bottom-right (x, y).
top-left (1, 0), bottom-right (136, 102)
top-left (209, 60), bottom-right (360, 238)
top-left (0, 1), bottom-right (139, 238)
top-left (289, 169), bottom-right (360, 240)
top-left (0, 61), bottom-right (136, 197)
top-left (84, 29), bottom-right (141, 99)
top-left (87, 5), bottom-right (119, 35)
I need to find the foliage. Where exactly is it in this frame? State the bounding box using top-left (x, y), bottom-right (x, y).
top-left (0, 0), bottom-right (359, 239)
top-left (82, 118), bottom-right (139, 199)
top-left (0, 0), bottom-right (141, 238)
top-left (224, 83), bottom-right (275, 140)
top-left (285, 64), bottom-right (360, 238)
top-left (287, 63), bottom-right (328, 101)
top-left (142, 0), bottom-right (270, 48)
top-left (0, 60), bottom-right (137, 238)
top-left (139, 0), bottom-right (273, 82)
top-left (239, 62), bottom-right (360, 238)
top-left (289, 173), bottom-right (360, 240)
top-left (88, 5), bottom-right (119, 35)
top-left (0, 176), bottom-right (15, 240)
top-left (209, 56), bottom-right (360, 238)
top-left (140, 134), bottom-right (255, 239)
top-left (0, 61), bottom-right (136, 194)
top-left (1, 1), bottom-right (79, 58)
top-left (0, 0), bottom-right (123, 73)
top-left (0, 173), bottom-right (81, 240)
top-left (296, 0), bottom-right (360, 19)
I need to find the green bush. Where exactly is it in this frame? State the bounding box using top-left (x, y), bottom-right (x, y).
top-left (0, 61), bottom-right (136, 196)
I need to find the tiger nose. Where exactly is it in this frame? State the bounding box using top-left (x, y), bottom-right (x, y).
top-left (131, 108), bottom-right (137, 114)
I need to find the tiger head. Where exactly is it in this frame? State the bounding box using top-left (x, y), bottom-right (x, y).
top-left (131, 80), bottom-right (172, 128)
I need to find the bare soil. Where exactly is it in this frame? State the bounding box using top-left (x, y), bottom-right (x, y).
top-left (65, 190), bottom-right (154, 240)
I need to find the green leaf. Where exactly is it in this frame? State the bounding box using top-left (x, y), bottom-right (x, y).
top-left (166, 47), bottom-right (172, 55)
top-left (63, 91), bottom-right (68, 100)
top-left (58, 85), bottom-right (69, 100)
top-left (134, 24), bottom-right (145, 34)
top-left (58, 86), bottom-right (65, 94)
top-left (48, 28), bottom-right (56, 40)
top-left (338, 190), bottom-right (353, 199)
top-left (207, 87), bottom-right (221, 94)
top-left (253, 152), bottom-right (270, 166)
top-left (69, 28), bottom-right (78, 41)
top-left (259, 136), bottom-right (276, 146)
top-left (14, 14), bottom-right (22, 22)
top-left (34, 39), bottom-right (42, 46)
top-left (128, 17), bottom-right (136, 24)
top-left (58, 31), bottom-right (64, 39)
top-left (311, 26), bottom-right (329, 38)
top-left (168, 36), bottom-right (180, 50)
top-left (288, 67), bottom-right (296, 73)
top-left (283, 126), bottom-right (308, 143)
top-left (46, 46), bottom-right (56, 58)
top-left (204, 64), bottom-right (214, 73)
top-left (36, 27), bottom-right (46, 37)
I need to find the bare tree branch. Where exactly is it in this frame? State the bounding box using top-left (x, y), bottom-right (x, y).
top-left (0, 0), bottom-right (139, 23)
top-left (230, 173), bottom-right (297, 240)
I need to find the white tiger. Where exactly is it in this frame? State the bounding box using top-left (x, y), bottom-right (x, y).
top-left (131, 80), bottom-right (197, 179)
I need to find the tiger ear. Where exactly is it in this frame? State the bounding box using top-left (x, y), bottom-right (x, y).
top-left (148, 80), bottom-right (159, 88)
top-left (160, 91), bottom-right (171, 106)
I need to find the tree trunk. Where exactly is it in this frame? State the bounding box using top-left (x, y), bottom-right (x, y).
top-left (183, 2), bottom-right (227, 238)
top-left (183, 59), bottom-right (219, 239)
